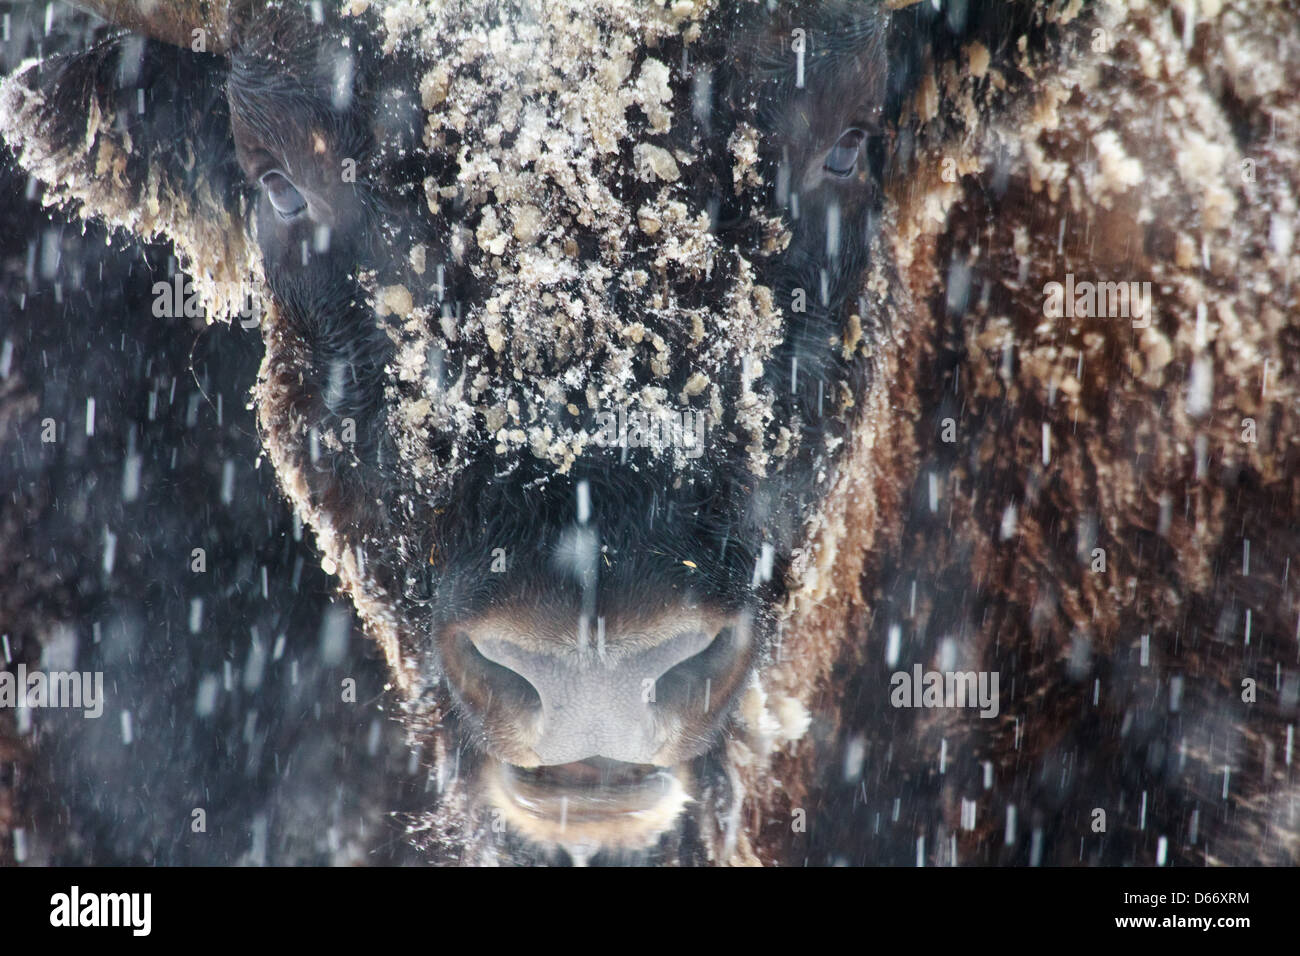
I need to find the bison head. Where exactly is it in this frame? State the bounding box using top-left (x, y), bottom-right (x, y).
top-left (0, 0), bottom-right (952, 862)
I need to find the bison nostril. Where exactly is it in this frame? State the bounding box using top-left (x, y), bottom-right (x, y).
top-left (652, 626), bottom-right (746, 713)
top-left (444, 614), bottom-right (753, 765)
top-left (449, 630), bottom-right (543, 719)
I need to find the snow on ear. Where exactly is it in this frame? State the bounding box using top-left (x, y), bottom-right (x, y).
top-left (0, 34), bottom-right (259, 322)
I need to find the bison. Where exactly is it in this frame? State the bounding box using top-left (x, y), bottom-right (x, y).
top-left (0, 0), bottom-right (1298, 867)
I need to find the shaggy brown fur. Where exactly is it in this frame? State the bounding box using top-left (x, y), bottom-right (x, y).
top-left (741, 0), bottom-right (1300, 865)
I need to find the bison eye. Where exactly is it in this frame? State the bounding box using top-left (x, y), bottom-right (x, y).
top-left (824, 127), bottom-right (866, 178)
top-left (259, 170), bottom-right (308, 221)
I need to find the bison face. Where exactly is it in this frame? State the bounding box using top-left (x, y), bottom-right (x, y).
top-left (3, 0), bottom-right (904, 861)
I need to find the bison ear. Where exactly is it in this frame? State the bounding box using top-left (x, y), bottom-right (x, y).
top-left (0, 33), bottom-right (259, 320)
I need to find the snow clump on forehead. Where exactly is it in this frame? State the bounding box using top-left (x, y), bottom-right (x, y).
top-left (347, 0), bottom-right (793, 484)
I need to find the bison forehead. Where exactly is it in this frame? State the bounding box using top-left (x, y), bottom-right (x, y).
top-left (343, 0), bottom-right (801, 481)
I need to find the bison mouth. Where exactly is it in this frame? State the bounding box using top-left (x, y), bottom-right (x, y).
top-left (483, 756), bottom-right (693, 854)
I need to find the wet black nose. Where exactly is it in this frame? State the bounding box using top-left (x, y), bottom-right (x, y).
top-left (442, 611), bottom-right (751, 766)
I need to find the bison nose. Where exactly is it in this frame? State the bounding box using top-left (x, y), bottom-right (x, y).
top-left (443, 612), bottom-right (751, 766)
